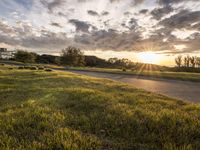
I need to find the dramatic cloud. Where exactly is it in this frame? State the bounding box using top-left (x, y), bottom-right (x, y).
top-left (159, 10), bottom-right (200, 30)
top-left (101, 11), bottom-right (109, 16)
top-left (151, 6), bottom-right (173, 20)
top-left (0, 0), bottom-right (199, 56)
top-left (139, 9), bottom-right (148, 14)
top-left (40, 0), bottom-right (65, 12)
top-left (74, 29), bottom-right (141, 51)
top-left (157, 0), bottom-right (197, 6)
top-left (51, 22), bottom-right (63, 28)
top-left (110, 0), bottom-right (144, 6)
top-left (0, 19), bottom-right (72, 52)
top-left (87, 10), bottom-right (99, 16)
top-left (69, 19), bottom-right (93, 33)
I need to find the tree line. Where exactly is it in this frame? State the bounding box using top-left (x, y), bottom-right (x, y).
top-left (14, 47), bottom-right (85, 66)
top-left (11, 47), bottom-right (200, 73)
top-left (175, 55), bottom-right (200, 68)
top-left (13, 46), bottom-right (137, 69)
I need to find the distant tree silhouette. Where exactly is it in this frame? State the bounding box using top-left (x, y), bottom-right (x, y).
top-left (190, 56), bottom-right (196, 68)
top-left (184, 55), bottom-right (190, 67)
top-left (175, 55), bottom-right (182, 67)
top-left (14, 50), bottom-right (37, 63)
top-left (85, 56), bottom-right (109, 67)
top-left (196, 57), bottom-right (200, 68)
top-left (108, 58), bottom-right (118, 64)
top-left (174, 55), bottom-right (200, 72)
top-left (61, 46), bottom-right (85, 66)
top-left (36, 54), bottom-right (60, 64)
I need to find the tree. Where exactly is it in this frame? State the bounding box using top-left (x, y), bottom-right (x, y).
top-left (14, 50), bottom-right (37, 63)
top-left (190, 56), bottom-right (196, 68)
top-left (36, 54), bottom-right (60, 64)
top-left (175, 55), bottom-right (182, 67)
top-left (108, 58), bottom-right (118, 64)
top-left (196, 57), bottom-right (200, 68)
top-left (61, 46), bottom-right (85, 66)
top-left (184, 55), bottom-right (190, 67)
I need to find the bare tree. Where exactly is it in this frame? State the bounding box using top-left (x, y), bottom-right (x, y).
top-left (190, 56), bottom-right (196, 68)
top-left (196, 57), bottom-right (200, 68)
top-left (184, 55), bottom-right (190, 67)
top-left (175, 55), bottom-right (182, 67)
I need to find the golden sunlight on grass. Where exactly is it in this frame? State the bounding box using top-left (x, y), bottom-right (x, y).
top-left (137, 52), bottom-right (162, 64)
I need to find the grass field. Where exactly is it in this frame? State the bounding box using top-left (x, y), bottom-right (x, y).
top-left (0, 65), bottom-right (200, 150)
top-left (69, 67), bottom-right (200, 82)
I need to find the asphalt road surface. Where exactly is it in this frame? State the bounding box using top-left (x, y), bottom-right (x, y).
top-left (69, 70), bottom-right (200, 103)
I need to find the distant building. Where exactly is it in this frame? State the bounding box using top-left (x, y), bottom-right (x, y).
top-left (0, 48), bottom-right (16, 59)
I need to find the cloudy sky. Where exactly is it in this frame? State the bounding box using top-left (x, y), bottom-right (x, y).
top-left (0, 0), bottom-right (200, 65)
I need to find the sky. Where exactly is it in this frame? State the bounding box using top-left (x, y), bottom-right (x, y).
top-left (0, 0), bottom-right (200, 66)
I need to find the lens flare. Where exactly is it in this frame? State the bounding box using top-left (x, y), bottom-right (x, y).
top-left (138, 52), bottom-right (161, 64)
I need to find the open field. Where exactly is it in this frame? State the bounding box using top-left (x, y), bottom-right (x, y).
top-left (0, 65), bottom-right (200, 149)
top-left (69, 67), bottom-right (200, 82)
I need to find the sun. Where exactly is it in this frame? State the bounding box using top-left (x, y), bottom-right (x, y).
top-left (138, 52), bottom-right (160, 64)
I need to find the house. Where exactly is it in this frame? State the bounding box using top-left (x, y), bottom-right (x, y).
top-left (0, 48), bottom-right (16, 59)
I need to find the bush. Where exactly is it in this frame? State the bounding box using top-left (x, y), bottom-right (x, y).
top-left (8, 67), bottom-right (14, 70)
top-left (122, 68), bottom-right (126, 72)
top-left (18, 66), bottom-right (24, 69)
top-left (0, 63), bottom-right (5, 66)
top-left (45, 68), bottom-right (53, 72)
top-left (131, 68), bottom-right (135, 72)
top-left (14, 50), bottom-right (37, 63)
top-left (160, 69), bottom-right (165, 72)
top-left (30, 66), bottom-right (38, 70)
top-left (24, 66), bottom-right (35, 69)
top-left (38, 66), bottom-right (44, 70)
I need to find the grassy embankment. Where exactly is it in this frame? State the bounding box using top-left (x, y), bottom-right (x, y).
top-left (0, 65), bottom-right (200, 149)
top-left (69, 67), bottom-right (200, 82)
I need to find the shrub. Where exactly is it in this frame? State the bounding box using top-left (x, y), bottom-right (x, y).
top-left (8, 67), bottom-right (14, 70)
top-left (160, 69), bottom-right (165, 72)
top-left (45, 68), bottom-right (53, 72)
top-left (0, 63), bottom-right (5, 66)
top-left (38, 66), bottom-right (44, 70)
top-left (122, 68), bottom-right (126, 72)
top-left (30, 66), bottom-right (38, 70)
top-left (14, 50), bottom-right (37, 63)
top-left (18, 66), bottom-right (24, 69)
top-left (131, 68), bottom-right (135, 72)
top-left (23, 66), bottom-right (29, 69)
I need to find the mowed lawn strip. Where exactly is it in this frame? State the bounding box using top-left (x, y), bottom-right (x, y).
top-left (0, 65), bottom-right (200, 150)
top-left (69, 67), bottom-right (200, 82)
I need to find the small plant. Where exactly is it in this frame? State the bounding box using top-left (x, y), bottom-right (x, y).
top-left (38, 66), bottom-right (44, 70)
top-left (0, 63), bottom-right (5, 66)
top-left (8, 67), bottom-right (14, 70)
top-left (18, 66), bottom-right (24, 69)
top-left (131, 68), bottom-right (135, 72)
top-left (122, 68), bottom-right (126, 72)
top-left (24, 66), bottom-right (30, 69)
top-left (160, 69), bottom-right (164, 72)
top-left (45, 68), bottom-right (53, 72)
top-left (30, 66), bottom-right (38, 70)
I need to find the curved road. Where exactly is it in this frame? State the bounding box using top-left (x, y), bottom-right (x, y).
top-left (69, 70), bottom-right (200, 103)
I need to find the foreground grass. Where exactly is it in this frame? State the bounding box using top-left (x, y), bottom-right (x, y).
top-left (69, 67), bottom-right (200, 82)
top-left (0, 65), bottom-right (200, 150)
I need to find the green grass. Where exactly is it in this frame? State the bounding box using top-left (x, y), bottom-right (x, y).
top-left (0, 65), bottom-right (200, 150)
top-left (69, 67), bottom-right (200, 82)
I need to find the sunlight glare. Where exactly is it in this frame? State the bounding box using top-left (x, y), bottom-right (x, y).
top-left (138, 52), bottom-right (161, 64)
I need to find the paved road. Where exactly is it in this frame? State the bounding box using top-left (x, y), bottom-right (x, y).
top-left (69, 70), bottom-right (200, 103)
